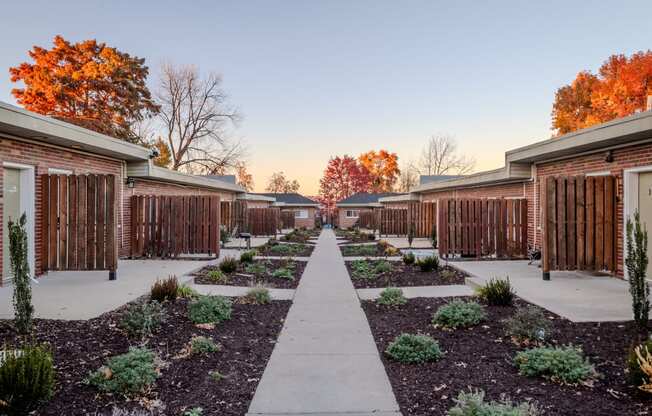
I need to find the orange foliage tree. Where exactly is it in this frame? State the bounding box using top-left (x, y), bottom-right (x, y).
top-left (318, 155), bottom-right (371, 209)
top-left (358, 150), bottom-right (400, 192)
top-left (552, 51), bottom-right (652, 135)
top-left (10, 35), bottom-right (158, 142)
top-left (235, 162), bottom-right (254, 191)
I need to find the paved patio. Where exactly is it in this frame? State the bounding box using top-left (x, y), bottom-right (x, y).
top-left (453, 260), bottom-right (633, 322)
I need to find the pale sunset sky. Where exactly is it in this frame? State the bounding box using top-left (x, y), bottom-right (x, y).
top-left (1, 1), bottom-right (651, 194)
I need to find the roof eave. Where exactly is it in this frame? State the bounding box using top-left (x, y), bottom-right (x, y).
top-left (127, 162), bottom-right (246, 193)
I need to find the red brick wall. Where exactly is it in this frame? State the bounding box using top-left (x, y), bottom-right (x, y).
top-left (283, 207), bottom-right (316, 229)
top-left (338, 207), bottom-right (374, 229)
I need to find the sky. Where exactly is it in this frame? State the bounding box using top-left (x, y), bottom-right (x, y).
top-left (1, 1), bottom-right (651, 194)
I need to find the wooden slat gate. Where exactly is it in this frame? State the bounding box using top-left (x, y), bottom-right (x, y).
top-left (280, 211), bottom-right (295, 229)
top-left (438, 198), bottom-right (528, 259)
top-left (247, 208), bottom-right (280, 236)
top-left (41, 174), bottom-right (117, 278)
top-left (542, 175), bottom-right (618, 274)
top-left (220, 200), bottom-right (247, 233)
top-left (131, 195), bottom-right (220, 259)
top-left (358, 210), bottom-right (377, 229)
top-left (378, 209), bottom-right (408, 236)
top-left (407, 202), bottom-right (437, 237)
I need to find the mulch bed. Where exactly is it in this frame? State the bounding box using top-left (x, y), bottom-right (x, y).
top-left (361, 297), bottom-right (652, 416)
top-left (256, 242), bottom-right (315, 257)
top-left (346, 261), bottom-right (466, 288)
top-left (194, 259), bottom-right (306, 289)
top-left (0, 298), bottom-right (291, 416)
top-left (339, 243), bottom-right (396, 257)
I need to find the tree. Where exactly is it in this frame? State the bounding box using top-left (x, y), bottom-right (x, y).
top-left (235, 162), bottom-right (254, 191)
top-left (552, 50), bottom-right (652, 135)
top-left (152, 137), bottom-right (173, 168)
top-left (266, 171), bottom-right (300, 193)
top-left (419, 135), bottom-right (475, 176)
top-left (10, 35), bottom-right (158, 142)
top-left (397, 160), bottom-right (419, 192)
top-left (156, 63), bottom-right (245, 173)
top-left (626, 210), bottom-right (650, 329)
top-left (358, 150), bottom-right (400, 192)
top-left (8, 214), bottom-right (33, 334)
top-left (318, 155), bottom-right (371, 209)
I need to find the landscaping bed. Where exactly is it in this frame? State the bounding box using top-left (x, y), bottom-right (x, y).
top-left (339, 242), bottom-right (399, 257)
top-left (281, 228), bottom-right (320, 244)
top-left (0, 298), bottom-right (291, 416)
top-left (346, 260), bottom-right (466, 288)
top-left (194, 258), bottom-right (306, 289)
top-left (257, 241), bottom-right (315, 257)
top-left (361, 296), bottom-right (651, 415)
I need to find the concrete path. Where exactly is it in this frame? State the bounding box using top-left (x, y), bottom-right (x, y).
top-left (455, 260), bottom-right (633, 322)
top-left (357, 284), bottom-right (473, 301)
top-left (247, 229), bottom-right (401, 416)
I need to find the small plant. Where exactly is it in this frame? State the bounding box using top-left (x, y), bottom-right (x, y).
top-left (220, 225), bottom-right (231, 247)
top-left (349, 260), bottom-right (376, 280)
top-left (209, 370), bottom-right (225, 381)
top-left (627, 339), bottom-right (652, 388)
top-left (385, 333), bottom-right (443, 364)
top-left (447, 389), bottom-right (540, 416)
top-left (402, 252), bottom-right (415, 265)
top-left (384, 246), bottom-right (400, 256)
top-left (477, 277), bottom-right (515, 306)
top-left (242, 286), bottom-right (272, 304)
top-left (119, 301), bottom-right (165, 338)
top-left (417, 255), bottom-right (439, 272)
top-left (0, 344), bottom-right (55, 416)
top-left (633, 344), bottom-right (652, 393)
top-left (245, 262), bottom-right (267, 276)
top-left (341, 244), bottom-right (377, 257)
top-left (378, 287), bottom-right (407, 306)
top-left (440, 268), bottom-right (457, 281)
top-left (374, 260), bottom-right (392, 274)
top-left (240, 250), bottom-right (256, 263)
top-left (150, 275), bottom-right (178, 302)
top-left (8, 214), bottom-right (33, 334)
top-left (514, 345), bottom-right (596, 385)
top-left (430, 225), bottom-right (437, 249)
top-left (190, 336), bottom-right (220, 354)
top-left (87, 347), bottom-right (159, 396)
top-left (407, 223), bottom-right (415, 248)
top-left (184, 408), bottom-right (204, 416)
top-left (270, 243), bottom-right (306, 256)
top-left (504, 306), bottom-right (551, 345)
top-left (188, 295), bottom-right (232, 324)
top-left (272, 267), bottom-right (294, 280)
top-left (626, 210), bottom-right (650, 329)
top-left (177, 284), bottom-right (199, 299)
top-left (207, 269), bottom-right (229, 284)
top-left (433, 300), bottom-right (486, 329)
top-left (219, 256), bottom-right (239, 274)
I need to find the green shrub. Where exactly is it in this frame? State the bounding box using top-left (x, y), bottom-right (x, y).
top-left (8, 214), bottom-right (33, 334)
top-left (272, 267), bottom-right (294, 280)
top-left (417, 255), bottom-right (440, 272)
top-left (188, 295), bottom-right (232, 324)
top-left (385, 333), bottom-right (443, 364)
top-left (626, 210), bottom-right (650, 329)
top-left (447, 389), bottom-right (539, 416)
top-left (433, 300), bottom-right (486, 329)
top-left (190, 336), bottom-right (220, 354)
top-left (177, 284), bottom-right (199, 299)
top-left (0, 344), bottom-right (55, 416)
top-left (119, 301), bottom-right (165, 337)
top-left (477, 277), bottom-right (515, 306)
top-left (245, 262), bottom-right (267, 276)
top-left (184, 408), bottom-right (204, 416)
top-left (87, 347), bottom-right (158, 396)
top-left (209, 370), bottom-right (225, 381)
top-left (504, 306), bottom-right (551, 345)
top-left (150, 275), bottom-right (178, 302)
top-left (240, 250), bottom-right (256, 263)
top-left (242, 286), bottom-right (271, 304)
top-left (349, 260), bottom-right (376, 280)
top-left (378, 287), bottom-right (407, 306)
top-left (514, 345), bottom-right (596, 384)
top-left (627, 339), bottom-right (652, 386)
top-left (440, 269), bottom-right (457, 281)
top-left (341, 244), bottom-right (377, 257)
top-left (219, 256), bottom-right (239, 274)
top-left (402, 252), bottom-right (416, 265)
top-left (270, 244), bottom-right (305, 256)
top-left (207, 269), bottom-right (229, 284)
top-left (374, 260), bottom-right (392, 274)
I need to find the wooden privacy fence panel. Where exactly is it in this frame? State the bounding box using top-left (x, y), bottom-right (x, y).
top-left (247, 208), bottom-right (280, 236)
top-left (407, 202), bottom-right (437, 237)
top-left (41, 174), bottom-right (117, 274)
top-left (542, 175), bottom-right (618, 273)
top-left (378, 209), bottom-right (408, 236)
top-left (220, 200), bottom-right (247, 233)
top-left (438, 198), bottom-right (528, 259)
top-left (281, 211), bottom-right (295, 229)
top-left (131, 195), bottom-right (220, 259)
top-left (358, 211), bottom-right (377, 229)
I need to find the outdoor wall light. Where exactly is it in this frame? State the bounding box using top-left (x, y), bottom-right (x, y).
top-left (605, 150), bottom-right (614, 163)
top-left (126, 177), bottom-right (135, 188)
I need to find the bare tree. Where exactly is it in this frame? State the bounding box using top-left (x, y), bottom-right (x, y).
top-left (397, 160), bottom-right (419, 192)
top-left (266, 171), bottom-right (300, 193)
top-left (157, 63), bottom-right (246, 173)
top-left (419, 135), bottom-right (475, 176)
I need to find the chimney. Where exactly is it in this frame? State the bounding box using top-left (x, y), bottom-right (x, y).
top-left (647, 95), bottom-right (652, 111)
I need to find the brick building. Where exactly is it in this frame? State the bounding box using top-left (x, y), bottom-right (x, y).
top-left (258, 193), bottom-right (320, 229)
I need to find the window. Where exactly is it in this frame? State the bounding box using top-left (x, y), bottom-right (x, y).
top-left (295, 210), bottom-right (308, 219)
top-left (345, 210), bottom-right (359, 218)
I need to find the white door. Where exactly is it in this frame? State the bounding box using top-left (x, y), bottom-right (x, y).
top-left (2, 168), bottom-right (21, 279)
top-left (639, 172), bottom-right (652, 279)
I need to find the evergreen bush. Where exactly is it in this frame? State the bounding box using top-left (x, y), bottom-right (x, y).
top-left (8, 214), bottom-right (33, 334)
top-left (626, 210), bottom-right (650, 328)
top-left (188, 295), bottom-right (232, 324)
top-left (514, 345), bottom-right (596, 384)
top-left (87, 347), bottom-right (158, 395)
top-left (477, 277), bottom-right (515, 306)
top-left (432, 300), bottom-right (486, 329)
top-left (385, 333), bottom-right (443, 364)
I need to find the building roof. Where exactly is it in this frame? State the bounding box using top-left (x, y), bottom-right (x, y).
top-left (127, 162), bottom-right (246, 193)
top-left (419, 175), bottom-right (464, 185)
top-left (258, 193), bottom-right (320, 207)
top-left (203, 174), bottom-right (237, 184)
top-left (237, 193), bottom-right (276, 202)
top-left (336, 192), bottom-right (402, 207)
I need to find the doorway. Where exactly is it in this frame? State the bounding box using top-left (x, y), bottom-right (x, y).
top-left (2, 163), bottom-right (35, 281)
top-left (639, 172), bottom-right (652, 279)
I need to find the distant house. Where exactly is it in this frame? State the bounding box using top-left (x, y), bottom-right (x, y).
top-left (336, 192), bottom-right (400, 228)
top-left (258, 193), bottom-right (320, 229)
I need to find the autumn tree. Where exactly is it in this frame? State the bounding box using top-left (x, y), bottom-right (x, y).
top-left (419, 135), bottom-right (475, 176)
top-left (157, 63), bottom-right (245, 173)
top-left (358, 150), bottom-right (400, 192)
top-left (318, 155), bottom-right (371, 209)
top-left (235, 162), bottom-right (254, 191)
top-left (10, 35), bottom-right (158, 142)
top-left (152, 137), bottom-right (173, 168)
top-left (397, 160), bottom-right (419, 192)
top-left (266, 171), bottom-right (300, 193)
top-left (552, 50), bottom-right (652, 135)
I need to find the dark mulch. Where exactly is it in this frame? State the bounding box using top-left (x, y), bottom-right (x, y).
top-left (346, 261), bottom-right (466, 288)
top-left (0, 298), bottom-right (291, 416)
top-left (194, 259), bottom-right (306, 288)
top-left (339, 243), bottom-right (395, 257)
top-left (256, 242), bottom-right (315, 257)
top-left (361, 297), bottom-right (652, 416)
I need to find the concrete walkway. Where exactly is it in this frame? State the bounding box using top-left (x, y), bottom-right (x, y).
top-left (247, 229), bottom-right (401, 416)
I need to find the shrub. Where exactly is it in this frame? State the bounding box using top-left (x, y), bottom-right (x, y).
top-left (477, 277), bottom-right (515, 306)
top-left (190, 336), bottom-right (220, 354)
top-left (378, 288), bottom-right (407, 306)
top-left (87, 347), bottom-right (158, 396)
top-left (627, 339), bottom-right (652, 387)
top-left (504, 306), bottom-right (551, 345)
top-left (240, 250), bottom-right (256, 263)
top-left (342, 244), bottom-right (377, 257)
top-left (242, 286), bottom-right (271, 304)
top-left (433, 300), bottom-right (486, 329)
top-left (626, 210), bottom-right (650, 328)
top-left (207, 269), bottom-right (229, 284)
top-left (430, 225), bottom-right (438, 249)
top-left (219, 256), bottom-right (239, 274)
top-left (119, 301), bottom-right (165, 337)
top-left (0, 344), bottom-right (55, 416)
top-left (402, 252), bottom-right (415, 265)
top-left (440, 269), bottom-right (457, 281)
top-left (378, 239), bottom-right (390, 249)
top-left (245, 262), bottom-right (267, 276)
top-left (514, 345), bottom-right (596, 384)
top-left (209, 370), bottom-right (225, 381)
top-left (447, 389), bottom-right (539, 416)
top-left (633, 344), bottom-right (652, 393)
top-left (220, 225), bottom-right (231, 247)
top-left (417, 255), bottom-right (440, 272)
top-left (408, 224), bottom-right (415, 248)
top-left (272, 268), bottom-right (294, 280)
top-left (384, 246), bottom-right (400, 256)
top-left (385, 333), bottom-right (443, 364)
top-left (270, 243), bottom-right (306, 256)
top-left (177, 284), bottom-right (199, 299)
top-left (8, 214), bottom-right (33, 334)
top-left (374, 260), bottom-right (392, 274)
top-left (188, 295), bottom-right (232, 324)
top-left (184, 408), bottom-right (203, 416)
top-left (349, 260), bottom-right (376, 280)
top-left (150, 275), bottom-right (178, 302)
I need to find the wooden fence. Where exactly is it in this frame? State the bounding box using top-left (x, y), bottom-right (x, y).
top-left (358, 211), bottom-right (377, 229)
top-left (281, 210), bottom-right (295, 229)
top-left (407, 202), bottom-right (437, 237)
top-left (247, 208), bottom-right (280, 236)
top-left (221, 200), bottom-right (247, 233)
top-left (41, 174), bottom-right (117, 277)
top-left (378, 209), bottom-right (409, 236)
top-left (542, 175), bottom-right (618, 273)
top-left (438, 198), bottom-right (528, 259)
top-left (131, 195), bottom-right (220, 259)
